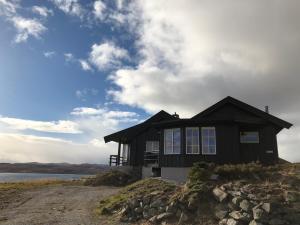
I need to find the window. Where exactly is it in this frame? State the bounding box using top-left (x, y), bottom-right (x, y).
top-left (240, 132), bottom-right (259, 143)
top-left (201, 127), bottom-right (216, 155)
top-left (146, 141), bottom-right (159, 153)
top-left (186, 127), bottom-right (199, 154)
top-left (164, 128), bottom-right (181, 154)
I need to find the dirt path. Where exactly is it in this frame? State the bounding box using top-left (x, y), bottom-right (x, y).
top-left (0, 185), bottom-right (120, 225)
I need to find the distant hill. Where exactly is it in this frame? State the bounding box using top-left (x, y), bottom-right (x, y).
top-left (0, 163), bottom-right (110, 174)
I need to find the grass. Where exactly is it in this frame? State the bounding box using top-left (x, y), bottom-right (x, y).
top-left (97, 178), bottom-right (177, 214)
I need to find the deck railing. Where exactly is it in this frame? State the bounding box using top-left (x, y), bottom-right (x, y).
top-left (109, 155), bottom-right (128, 166)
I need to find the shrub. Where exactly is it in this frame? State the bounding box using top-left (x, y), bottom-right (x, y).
top-left (213, 162), bottom-right (274, 179)
top-left (84, 170), bottom-right (138, 187)
top-left (188, 161), bottom-right (215, 183)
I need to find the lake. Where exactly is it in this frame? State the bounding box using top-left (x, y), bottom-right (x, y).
top-left (0, 173), bottom-right (90, 183)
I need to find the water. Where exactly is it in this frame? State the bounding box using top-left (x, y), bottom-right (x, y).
top-left (0, 173), bottom-right (89, 183)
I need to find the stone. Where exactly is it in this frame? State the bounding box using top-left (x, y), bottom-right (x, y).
top-left (143, 196), bottom-right (151, 205)
top-left (232, 197), bottom-right (243, 205)
top-left (228, 191), bottom-right (242, 197)
top-left (210, 174), bottom-right (219, 180)
top-left (156, 212), bottom-right (173, 221)
top-left (149, 216), bottom-right (157, 223)
top-left (269, 218), bottom-right (285, 225)
top-left (247, 194), bottom-right (257, 200)
top-left (241, 212), bottom-right (252, 222)
top-left (215, 209), bottom-right (228, 220)
top-left (240, 200), bottom-right (251, 212)
top-left (261, 203), bottom-right (271, 213)
top-left (219, 218), bottom-right (228, 225)
top-left (252, 208), bottom-right (264, 220)
top-left (284, 191), bottom-right (299, 202)
top-left (166, 201), bottom-right (178, 213)
top-left (227, 218), bottom-right (240, 225)
top-left (229, 211), bottom-right (245, 220)
top-left (148, 208), bottom-right (158, 217)
top-left (134, 207), bottom-right (143, 214)
top-left (249, 220), bottom-right (263, 225)
top-left (228, 202), bottom-right (239, 211)
top-left (150, 199), bottom-right (164, 208)
top-left (213, 187), bottom-right (228, 202)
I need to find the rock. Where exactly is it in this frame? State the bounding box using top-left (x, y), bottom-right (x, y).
top-left (247, 194), bottom-right (257, 200)
top-left (148, 208), bottom-right (158, 217)
top-left (269, 218), bottom-right (285, 225)
top-left (252, 208), bottom-right (264, 220)
top-left (240, 199), bottom-right (251, 212)
top-left (219, 218), bottom-right (228, 225)
top-left (156, 212), bottom-right (173, 221)
top-left (232, 197), bottom-right (243, 205)
top-left (228, 191), bottom-right (242, 197)
top-left (128, 199), bottom-right (139, 209)
top-left (249, 219), bottom-right (263, 225)
top-left (210, 174), bottom-right (219, 180)
top-left (241, 212), bottom-right (252, 222)
top-left (229, 211), bottom-right (245, 220)
top-left (227, 218), bottom-right (240, 225)
top-left (149, 215), bottom-right (157, 223)
top-left (178, 212), bottom-right (189, 224)
top-left (150, 199), bottom-right (164, 208)
top-left (150, 190), bottom-right (163, 196)
top-left (215, 209), bottom-right (228, 220)
top-left (213, 187), bottom-right (228, 202)
top-left (166, 201), bottom-right (178, 213)
top-left (228, 202), bottom-right (239, 211)
top-left (143, 195), bottom-right (151, 205)
top-left (261, 203), bottom-right (271, 213)
top-left (134, 207), bottom-right (143, 214)
top-left (284, 191), bottom-right (299, 202)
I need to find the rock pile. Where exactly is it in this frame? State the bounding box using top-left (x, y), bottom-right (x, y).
top-left (212, 182), bottom-right (299, 225)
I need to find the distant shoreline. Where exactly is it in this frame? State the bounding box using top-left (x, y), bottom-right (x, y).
top-left (0, 162), bottom-right (110, 175)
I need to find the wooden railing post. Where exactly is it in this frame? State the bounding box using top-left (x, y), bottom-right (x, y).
top-left (117, 141), bottom-right (121, 166)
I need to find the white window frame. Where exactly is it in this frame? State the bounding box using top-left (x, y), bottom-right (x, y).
top-left (146, 141), bottom-right (159, 153)
top-left (164, 128), bottom-right (181, 155)
top-left (201, 127), bottom-right (216, 155)
top-left (186, 127), bottom-right (200, 154)
top-left (240, 131), bottom-right (259, 143)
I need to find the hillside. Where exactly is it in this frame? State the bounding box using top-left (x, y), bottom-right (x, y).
top-left (96, 162), bottom-right (300, 225)
top-left (0, 163), bottom-right (109, 174)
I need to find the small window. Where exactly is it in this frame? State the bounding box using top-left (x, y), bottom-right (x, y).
top-left (146, 141), bottom-right (159, 153)
top-left (201, 127), bottom-right (216, 155)
top-left (240, 132), bottom-right (259, 143)
top-left (186, 127), bottom-right (199, 154)
top-left (164, 128), bottom-right (181, 154)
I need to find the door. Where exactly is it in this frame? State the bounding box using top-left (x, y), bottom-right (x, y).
top-left (239, 130), bottom-right (260, 163)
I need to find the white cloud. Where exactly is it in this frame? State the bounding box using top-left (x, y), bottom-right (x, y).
top-left (0, 133), bottom-right (115, 164)
top-left (44, 51), bottom-right (56, 58)
top-left (51, 0), bottom-right (84, 18)
top-left (64, 52), bottom-right (74, 62)
top-left (75, 88), bottom-right (98, 101)
top-left (32, 5), bottom-right (53, 17)
top-left (0, 0), bottom-right (18, 17)
top-left (79, 59), bottom-right (93, 71)
top-left (93, 0), bottom-right (106, 20)
top-left (106, 0), bottom-right (300, 162)
top-left (0, 117), bottom-right (82, 134)
top-left (10, 16), bottom-right (47, 43)
top-left (89, 42), bottom-right (128, 70)
top-left (71, 107), bottom-right (138, 119)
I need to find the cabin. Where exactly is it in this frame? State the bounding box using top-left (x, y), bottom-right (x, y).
top-left (104, 96), bottom-right (292, 182)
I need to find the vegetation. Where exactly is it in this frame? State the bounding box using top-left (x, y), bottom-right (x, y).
top-left (98, 178), bottom-right (177, 214)
top-left (84, 170), bottom-right (139, 187)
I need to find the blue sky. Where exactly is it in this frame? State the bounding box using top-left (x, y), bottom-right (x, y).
top-left (0, 0), bottom-right (299, 163)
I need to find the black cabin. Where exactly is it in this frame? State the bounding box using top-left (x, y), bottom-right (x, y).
top-left (104, 96), bottom-right (292, 181)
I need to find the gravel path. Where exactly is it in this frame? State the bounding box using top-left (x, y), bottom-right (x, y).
top-left (0, 185), bottom-right (120, 225)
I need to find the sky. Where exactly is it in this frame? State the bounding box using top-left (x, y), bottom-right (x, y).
top-left (0, 0), bottom-right (299, 164)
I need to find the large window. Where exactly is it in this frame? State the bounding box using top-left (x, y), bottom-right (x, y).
top-left (146, 141), bottom-right (159, 153)
top-left (164, 128), bottom-right (181, 154)
top-left (186, 127), bottom-right (199, 154)
top-left (201, 127), bottom-right (216, 155)
top-left (240, 132), bottom-right (259, 143)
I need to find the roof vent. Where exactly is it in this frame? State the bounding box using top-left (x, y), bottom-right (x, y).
top-left (173, 112), bottom-right (179, 118)
top-left (265, 106), bottom-right (269, 114)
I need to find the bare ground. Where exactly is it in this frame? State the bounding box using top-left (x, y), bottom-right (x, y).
top-left (0, 185), bottom-right (120, 225)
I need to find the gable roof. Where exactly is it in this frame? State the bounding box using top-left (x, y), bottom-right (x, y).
top-left (192, 96), bottom-right (292, 129)
top-left (104, 110), bottom-right (177, 143)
